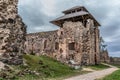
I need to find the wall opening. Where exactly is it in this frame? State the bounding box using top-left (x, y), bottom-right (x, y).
top-left (60, 48), bottom-right (63, 53)
top-left (55, 42), bottom-right (59, 50)
top-left (61, 31), bottom-right (63, 35)
top-left (95, 54), bottom-right (97, 64)
top-left (68, 42), bottom-right (75, 50)
top-left (8, 18), bottom-right (14, 23)
top-left (44, 40), bottom-right (47, 49)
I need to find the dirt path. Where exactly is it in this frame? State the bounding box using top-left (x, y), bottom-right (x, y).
top-left (65, 65), bottom-right (118, 80)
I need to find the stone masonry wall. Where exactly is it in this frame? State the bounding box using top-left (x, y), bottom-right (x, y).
top-left (100, 50), bottom-right (110, 63)
top-left (25, 19), bottom-right (100, 65)
top-left (110, 57), bottom-right (120, 64)
top-left (25, 31), bottom-right (58, 56)
top-left (0, 0), bottom-right (26, 65)
top-left (59, 19), bottom-right (100, 65)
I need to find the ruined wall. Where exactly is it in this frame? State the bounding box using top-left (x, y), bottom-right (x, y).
top-left (25, 19), bottom-right (100, 65)
top-left (110, 57), bottom-right (120, 64)
top-left (59, 19), bottom-right (100, 65)
top-left (100, 50), bottom-right (110, 63)
top-left (0, 0), bottom-right (26, 65)
top-left (58, 21), bottom-right (85, 64)
top-left (25, 31), bottom-right (58, 56)
top-left (86, 19), bottom-right (100, 64)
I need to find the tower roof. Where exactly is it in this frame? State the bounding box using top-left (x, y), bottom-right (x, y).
top-left (53, 11), bottom-right (88, 21)
top-left (62, 6), bottom-right (85, 14)
top-left (50, 6), bottom-right (101, 27)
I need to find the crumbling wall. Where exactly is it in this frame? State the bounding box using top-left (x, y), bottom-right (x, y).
top-left (25, 19), bottom-right (100, 65)
top-left (100, 50), bottom-right (110, 63)
top-left (25, 31), bottom-right (58, 56)
top-left (58, 19), bottom-right (99, 65)
top-left (110, 57), bottom-right (120, 64)
top-left (59, 21), bottom-right (84, 64)
top-left (0, 0), bottom-right (26, 65)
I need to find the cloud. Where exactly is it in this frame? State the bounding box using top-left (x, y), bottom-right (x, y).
top-left (40, 0), bottom-right (57, 16)
top-left (110, 51), bottom-right (120, 57)
top-left (18, 0), bottom-right (120, 57)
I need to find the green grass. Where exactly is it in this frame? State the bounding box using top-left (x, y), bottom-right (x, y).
top-left (97, 69), bottom-right (120, 80)
top-left (23, 55), bottom-right (90, 79)
top-left (86, 64), bottom-right (110, 70)
top-left (110, 63), bottom-right (120, 68)
top-left (0, 54), bottom-right (90, 80)
top-left (23, 55), bottom-right (74, 78)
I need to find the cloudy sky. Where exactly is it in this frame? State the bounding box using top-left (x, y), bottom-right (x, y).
top-left (18, 0), bottom-right (120, 57)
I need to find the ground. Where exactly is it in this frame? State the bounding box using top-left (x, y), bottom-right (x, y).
top-left (0, 55), bottom-right (90, 80)
top-left (65, 64), bottom-right (118, 80)
top-left (97, 64), bottom-right (120, 80)
top-left (0, 55), bottom-right (111, 80)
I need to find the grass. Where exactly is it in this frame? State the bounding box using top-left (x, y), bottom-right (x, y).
top-left (97, 69), bottom-right (120, 80)
top-left (23, 55), bottom-right (74, 78)
top-left (110, 63), bottom-right (120, 68)
top-left (96, 64), bottom-right (120, 80)
top-left (85, 63), bottom-right (110, 70)
top-left (23, 55), bottom-right (90, 80)
top-left (0, 55), bottom-right (110, 80)
top-left (0, 54), bottom-right (90, 80)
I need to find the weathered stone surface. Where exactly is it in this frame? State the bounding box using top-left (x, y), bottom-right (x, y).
top-left (100, 50), bottom-right (110, 63)
top-left (0, 62), bottom-right (5, 71)
top-left (0, 0), bottom-right (26, 65)
top-left (25, 6), bottom-right (104, 66)
top-left (25, 31), bottom-right (58, 55)
top-left (25, 19), bottom-right (100, 65)
top-left (110, 57), bottom-right (120, 64)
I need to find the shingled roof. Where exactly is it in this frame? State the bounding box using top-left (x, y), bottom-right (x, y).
top-left (62, 6), bottom-right (84, 14)
top-left (50, 6), bottom-right (100, 27)
top-left (53, 11), bottom-right (88, 21)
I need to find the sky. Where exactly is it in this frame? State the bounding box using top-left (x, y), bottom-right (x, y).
top-left (18, 0), bottom-right (120, 57)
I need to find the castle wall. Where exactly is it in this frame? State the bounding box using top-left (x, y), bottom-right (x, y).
top-left (100, 50), bottom-right (110, 63)
top-left (25, 31), bottom-right (58, 56)
top-left (110, 57), bottom-right (120, 64)
top-left (25, 19), bottom-right (100, 65)
top-left (0, 0), bottom-right (26, 65)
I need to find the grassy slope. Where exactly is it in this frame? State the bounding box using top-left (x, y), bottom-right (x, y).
top-left (23, 55), bottom-right (74, 78)
top-left (110, 63), bottom-right (120, 68)
top-left (98, 69), bottom-right (120, 80)
top-left (0, 55), bottom-right (110, 80)
top-left (0, 55), bottom-right (88, 80)
top-left (85, 64), bottom-right (110, 70)
top-left (98, 64), bottom-right (120, 80)
top-left (23, 55), bottom-right (91, 80)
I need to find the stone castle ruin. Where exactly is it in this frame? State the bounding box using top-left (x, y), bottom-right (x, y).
top-left (25, 6), bottom-right (108, 65)
top-left (100, 50), bottom-right (110, 63)
top-left (0, 0), bottom-right (26, 65)
top-left (0, 0), bottom-right (109, 67)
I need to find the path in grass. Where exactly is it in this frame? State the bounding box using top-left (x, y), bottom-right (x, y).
top-left (65, 64), bottom-right (118, 80)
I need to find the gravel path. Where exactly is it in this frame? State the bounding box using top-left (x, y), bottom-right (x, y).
top-left (65, 66), bottom-right (118, 80)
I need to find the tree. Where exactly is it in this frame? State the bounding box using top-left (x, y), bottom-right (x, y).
top-left (100, 37), bottom-right (107, 51)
